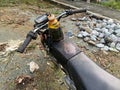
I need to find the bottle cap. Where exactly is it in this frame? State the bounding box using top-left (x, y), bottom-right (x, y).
top-left (48, 14), bottom-right (55, 21)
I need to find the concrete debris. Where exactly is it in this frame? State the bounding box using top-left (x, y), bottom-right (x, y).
top-left (28, 61), bottom-right (39, 73)
top-left (71, 15), bottom-right (120, 52)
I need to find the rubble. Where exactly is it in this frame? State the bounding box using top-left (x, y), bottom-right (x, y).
top-left (71, 15), bottom-right (120, 52)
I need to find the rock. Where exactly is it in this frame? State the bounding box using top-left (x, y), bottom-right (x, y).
top-left (107, 19), bottom-right (114, 25)
top-left (89, 22), bottom-right (96, 28)
top-left (90, 35), bottom-right (97, 41)
top-left (96, 23), bottom-right (102, 28)
top-left (116, 43), bottom-right (120, 51)
top-left (76, 22), bottom-right (81, 26)
top-left (97, 20), bottom-right (102, 23)
top-left (99, 33), bottom-right (104, 38)
top-left (71, 18), bottom-right (77, 21)
top-left (102, 28), bottom-right (108, 33)
top-left (105, 25), bottom-right (111, 29)
top-left (84, 37), bottom-right (90, 42)
top-left (15, 75), bottom-right (33, 85)
top-left (100, 39), bottom-right (105, 43)
top-left (94, 28), bottom-right (101, 32)
top-left (110, 23), bottom-right (116, 29)
top-left (109, 48), bottom-right (119, 52)
top-left (104, 31), bottom-right (111, 37)
top-left (66, 31), bottom-right (73, 37)
top-left (83, 27), bottom-right (92, 33)
top-left (108, 29), bottom-right (114, 34)
top-left (78, 17), bottom-right (87, 21)
top-left (81, 31), bottom-right (89, 37)
top-left (101, 22), bottom-right (107, 27)
top-left (96, 43), bottom-right (104, 48)
top-left (102, 46), bottom-right (109, 51)
top-left (114, 25), bottom-right (120, 30)
top-left (103, 19), bottom-right (107, 23)
top-left (114, 29), bottom-right (120, 36)
top-left (110, 42), bottom-right (116, 48)
top-left (105, 34), bottom-right (118, 42)
top-left (88, 40), bottom-right (96, 46)
top-left (28, 61), bottom-right (39, 73)
top-left (77, 33), bottom-right (83, 38)
top-left (91, 30), bottom-right (99, 36)
top-left (109, 34), bottom-right (118, 42)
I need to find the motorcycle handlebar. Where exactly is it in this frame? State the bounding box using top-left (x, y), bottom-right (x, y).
top-left (17, 36), bottom-right (32, 53)
top-left (67, 9), bottom-right (87, 15)
top-left (17, 31), bottom-right (37, 53)
top-left (17, 9), bottom-right (87, 53)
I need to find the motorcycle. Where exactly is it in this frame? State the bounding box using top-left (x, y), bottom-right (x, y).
top-left (17, 9), bottom-right (120, 90)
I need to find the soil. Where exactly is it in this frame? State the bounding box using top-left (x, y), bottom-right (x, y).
top-left (0, 1), bottom-right (120, 90)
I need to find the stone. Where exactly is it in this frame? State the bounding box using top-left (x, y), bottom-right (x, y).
top-left (96, 43), bottom-right (104, 48)
top-left (103, 19), bottom-right (107, 23)
top-left (109, 34), bottom-right (118, 42)
top-left (114, 25), bottom-right (120, 30)
top-left (91, 30), bottom-right (99, 36)
top-left (90, 35), bottom-right (97, 41)
top-left (28, 61), bottom-right (39, 73)
top-left (108, 29), bottom-right (114, 34)
top-left (71, 18), bottom-right (77, 21)
top-left (94, 28), bottom-right (101, 32)
top-left (84, 37), bottom-right (90, 42)
top-left (76, 22), bottom-right (81, 26)
top-left (106, 25), bottom-right (112, 29)
top-left (96, 23), bottom-right (102, 28)
top-left (101, 22), bottom-right (107, 27)
top-left (102, 46), bottom-right (109, 51)
top-left (77, 33), bottom-right (83, 38)
top-left (88, 40), bottom-right (96, 46)
top-left (78, 17), bottom-right (87, 21)
top-left (100, 38), bottom-right (105, 43)
top-left (97, 20), bottom-right (102, 23)
top-left (107, 19), bottom-right (114, 25)
top-left (99, 33), bottom-right (104, 38)
top-left (83, 27), bottom-right (92, 33)
top-left (114, 29), bottom-right (120, 36)
top-left (110, 42), bottom-right (116, 48)
top-left (104, 31), bottom-right (111, 37)
top-left (81, 31), bottom-right (89, 37)
top-left (116, 42), bottom-right (120, 51)
top-left (102, 28), bottom-right (108, 33)
top-left (110, 24), bottom-right (116, 29)
top-left (109, 48), bottom-right (119, 52)
top-left (66, 31), bottom-right (73, 37)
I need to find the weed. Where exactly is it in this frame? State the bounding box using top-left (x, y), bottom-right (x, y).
top-left (100, 0), bottom-right (120, 10)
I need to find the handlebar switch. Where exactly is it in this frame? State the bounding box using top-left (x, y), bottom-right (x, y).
top-left (27, 31), bottom-right (37, 40)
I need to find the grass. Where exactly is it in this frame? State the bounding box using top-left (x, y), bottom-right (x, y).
top-left (100, 0), bottom-right (120, 10)
top-left (0, 0), bottom-right (40, 7)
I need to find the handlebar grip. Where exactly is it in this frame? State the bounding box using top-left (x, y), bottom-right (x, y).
top-left (17, 36), bottom-right (32, 53)
top-left (71, 9), bottom-right (87, 14)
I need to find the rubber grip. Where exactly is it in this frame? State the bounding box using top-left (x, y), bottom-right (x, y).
top-left (72, 9), bottom-right (87, 14)
top-left (17, 36), bottom-right (32, 53)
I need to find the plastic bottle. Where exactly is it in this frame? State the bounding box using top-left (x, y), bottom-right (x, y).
top-left (48, 14), bottom-right (64, 42)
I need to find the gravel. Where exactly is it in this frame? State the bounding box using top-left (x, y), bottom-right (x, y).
top-left (71, 15), bottom-right (120, 52)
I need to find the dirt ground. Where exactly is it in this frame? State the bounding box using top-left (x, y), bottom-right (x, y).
top-left (0, 1), bottom-right (120, 90)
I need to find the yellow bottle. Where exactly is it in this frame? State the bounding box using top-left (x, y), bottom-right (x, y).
top-left (48, 14), bottom-right (64, 41)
